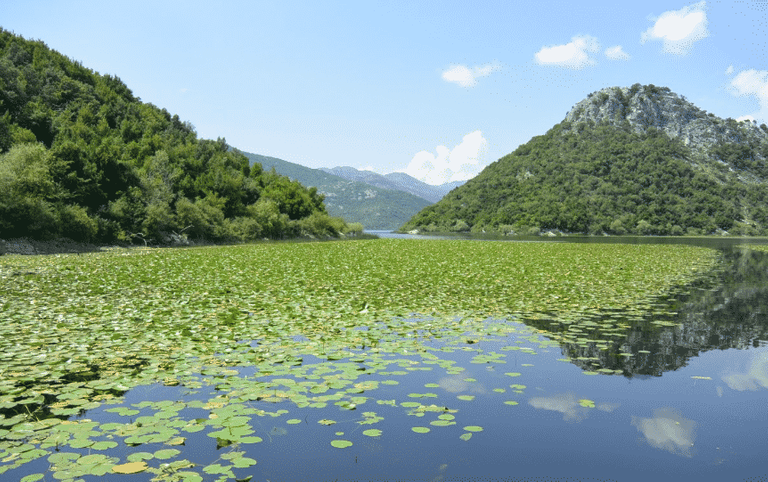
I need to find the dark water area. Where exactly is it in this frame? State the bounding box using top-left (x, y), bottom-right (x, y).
top-left (5, 235), bottom-right (768, 481)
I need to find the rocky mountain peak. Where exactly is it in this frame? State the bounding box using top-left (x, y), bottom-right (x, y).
top-left (564, 83), bottom-right (768, 151)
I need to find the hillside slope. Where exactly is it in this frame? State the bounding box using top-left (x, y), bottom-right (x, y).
top-left (320, 166), bottom-right (464, 203)
top-left (245, 153), bottom-right (431, 230)
top-left (402, 84), bottom-right (768, 236)
top-left (0, 29), bottom-right (349, 244)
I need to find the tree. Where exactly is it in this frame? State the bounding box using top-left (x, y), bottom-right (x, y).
top-left (0, 143), bottom-right (57, 237)
top-left (0, 29), bottom-right (349, 243)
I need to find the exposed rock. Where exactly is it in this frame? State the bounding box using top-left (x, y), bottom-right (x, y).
top-left (564, 84), bottom-right (768, 154)
top-left (403, 83), bottom-right (768, 235)
top-left (0, 238), bottom-right (106, 255)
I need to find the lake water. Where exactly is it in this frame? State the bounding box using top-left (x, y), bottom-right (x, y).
top-left (4, 234), bottom-right (768, 481)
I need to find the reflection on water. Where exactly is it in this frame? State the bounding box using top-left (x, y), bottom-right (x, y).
top-left (528, 392), bottom-right (593, 422)
top-left (437, 375), bottom-right (487, 394)
top-left (519, 246), bottom-right (768, 378)
top-left (5, 236), bottom-right (768, 482)
top-left (721, 350), bottom-right (768, 391)
top-left (631, 408), bottom-right (697, 458)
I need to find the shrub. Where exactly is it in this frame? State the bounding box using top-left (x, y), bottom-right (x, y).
top-left (636, 220), bottom-right (653, 235)
top-left (452, 220), bottom-right (470, 232)
top-left (58, 204), bottom-right (98, 242)
top-left (609, 219), bottom-right (626, 235)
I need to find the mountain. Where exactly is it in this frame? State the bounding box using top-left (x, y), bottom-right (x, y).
top-left (243, 153), bottom-right (431, 230)
top-left (383, 172), bottom-right (465, 202)
top-left (402, 84), bottom-right (768, 236)
top-left (0, 29), bottom-right (349, 244)
top-left (320, 166), bottom-right (464, 203)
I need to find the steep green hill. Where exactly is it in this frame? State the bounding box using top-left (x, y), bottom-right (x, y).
top-left (402, 84), bottom-right (768, 236)
top-left (244, 152), bottom-right (431, 230)
top-left (0, 29), bottom-right (350, 244)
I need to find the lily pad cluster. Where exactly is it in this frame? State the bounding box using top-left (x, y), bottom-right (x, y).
top-left (0, 239), bottom-right (718, 479)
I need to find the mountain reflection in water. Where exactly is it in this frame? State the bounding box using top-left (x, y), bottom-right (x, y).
top-left (524, 245), bottom-right (768, 378)
top-left (378, 231), bottom-right (768, 378)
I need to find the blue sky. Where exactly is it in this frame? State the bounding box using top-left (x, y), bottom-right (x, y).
top-left (4, 1), bottom-right (767, 185)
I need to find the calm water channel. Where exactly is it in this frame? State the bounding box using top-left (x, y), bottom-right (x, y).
top-left (7, 234), bottom-right (768, 481)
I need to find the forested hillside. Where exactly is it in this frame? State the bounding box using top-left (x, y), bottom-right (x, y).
top-left (402, 84), bottom-right (768, 236)
top-left (245, 152), bottom-right (431, 230)
top-left (0, 29), bottom-right (351, 244)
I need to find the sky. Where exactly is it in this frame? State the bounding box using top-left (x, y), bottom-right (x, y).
top-left (3, 1), bottom-right (768, 185)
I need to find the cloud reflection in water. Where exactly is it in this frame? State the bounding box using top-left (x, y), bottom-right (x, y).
top-left (631, 407), bottom-right (696, 457)
top-left (528, 392), bottom-right (590, 422)
top-left (721, 351), bottom-right (768, 391)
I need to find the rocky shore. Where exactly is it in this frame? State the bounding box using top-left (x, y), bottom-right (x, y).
top-left (0, 238), bottom-right (118, 256)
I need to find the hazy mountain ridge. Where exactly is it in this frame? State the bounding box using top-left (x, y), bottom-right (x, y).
top-left (243, 153), bottom-right (431, 230)
top-left (402, 84), bottom-right (768, 236)
top-left (320, 166), bottom-right (464, 203)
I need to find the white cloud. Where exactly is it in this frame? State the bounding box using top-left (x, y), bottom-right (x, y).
top-left (534, 35), bottom-right (600, 69)
top-left (721, 351), bottom-right (768, 391)
top-left (641, 1), bottom-right (709, 55)
top-left (605, 45), bottom-right (630, 61)
top-left (528, 393), bottom-right (590, 422)
top-left (725, 65), bottom-right (734, 75)
top-left (597, 402), bottom-right (620, 413)
top-left (441, 62), bottom-right (501, 88)
top-left (737, 115), bottom-right (756, 123)
top-left (631, 408), bottom-right (696, 458)
top-left (400, 130), bottom-right (489, 185)
top-left (728, 69), bottom-right (768, 123)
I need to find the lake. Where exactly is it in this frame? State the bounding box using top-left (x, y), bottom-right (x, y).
top-left (1, 235), bottom-right (767, 481)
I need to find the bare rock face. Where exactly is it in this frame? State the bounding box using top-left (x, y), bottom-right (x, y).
top-left (564, 84), bottom-right (768, 153)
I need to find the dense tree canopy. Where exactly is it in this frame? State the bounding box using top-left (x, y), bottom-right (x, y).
top-left (0, 29), bottom-right (349, 243)
top-left (402, 120), bottom-right (768, 236)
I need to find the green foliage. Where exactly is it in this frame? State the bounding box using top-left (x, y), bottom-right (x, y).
top-left (403, 121), bottom-right (768, 235)
top-left (0, 143), bottom-right (58, 238)
top-left (0, 29), bottom-right (346, 243)
top-left (246, 152), bottom-right (432, 230)
top-left (345, 222), bottom-right (364, 235)
top-left (245, 198), bottom-right (289, 239)
top-left (57, 204), bottom-right (98, 242)
top-left (0, 239), bottom-right (718, 477)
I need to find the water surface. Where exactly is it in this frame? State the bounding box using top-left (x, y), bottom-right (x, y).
top-left (3, 236), bottom-right (768, 481)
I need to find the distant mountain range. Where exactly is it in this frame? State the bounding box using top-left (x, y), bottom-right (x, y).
top-left (402, 84), bottom-right (768, 236)
top-left (319, 166), bottom-right (464, 203)
top-left (241, 152), bottom-right (433, 230)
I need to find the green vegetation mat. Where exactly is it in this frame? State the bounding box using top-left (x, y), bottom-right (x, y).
top-left (0, 239), bottom-right (717, 479)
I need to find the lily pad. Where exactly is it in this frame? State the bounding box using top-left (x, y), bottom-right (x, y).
top-left (330, 439), bottom-right (353, 448)
top-left (463, 425), bottom-right (483, 432)
top-left (112, 461), bottom-right (148, 474)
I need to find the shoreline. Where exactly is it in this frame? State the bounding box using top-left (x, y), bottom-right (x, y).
top-left (0, 233), bottom-right (380, 256)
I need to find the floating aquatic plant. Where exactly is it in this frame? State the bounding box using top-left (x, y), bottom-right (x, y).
top-left (0, 239), bottom-right (718, 479)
